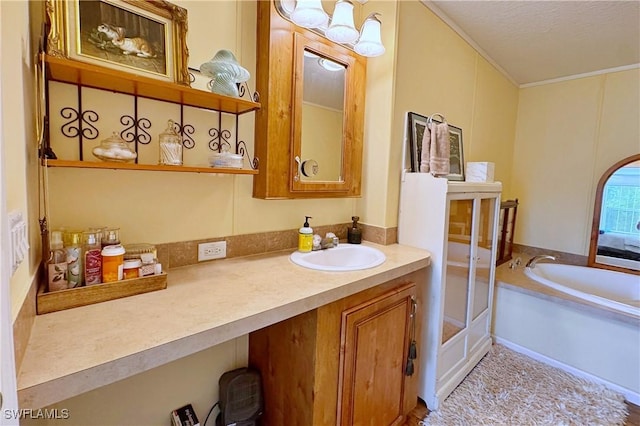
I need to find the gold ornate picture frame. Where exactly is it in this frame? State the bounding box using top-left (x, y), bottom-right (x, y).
top-left (46, 0), bottom-right (190, 85)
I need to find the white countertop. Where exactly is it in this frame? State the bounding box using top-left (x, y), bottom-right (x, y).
top-left (17, 242), bottom-right (430, 409)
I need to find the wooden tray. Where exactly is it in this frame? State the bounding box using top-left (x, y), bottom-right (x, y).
top-left (37, 273), bottom-right (167, 314)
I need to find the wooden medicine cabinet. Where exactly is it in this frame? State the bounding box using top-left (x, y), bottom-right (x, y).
top-left (253, 0), bottom-right (366, 199)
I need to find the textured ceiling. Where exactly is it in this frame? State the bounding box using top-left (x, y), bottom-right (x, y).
top-left (425, 0), bottom-right (640, 86)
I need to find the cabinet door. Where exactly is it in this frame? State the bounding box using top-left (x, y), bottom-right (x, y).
top-left (443, 198), bottom-right (473, 343)
top-left (338, 284), bottom-right (416, 426)
top-left (472, 197), bottom-right (498, 320)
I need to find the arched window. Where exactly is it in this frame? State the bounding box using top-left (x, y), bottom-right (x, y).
top-left (588, 154), bottom-right (640, 273)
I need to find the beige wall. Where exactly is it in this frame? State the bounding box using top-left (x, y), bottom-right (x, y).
top-left (2, 0), bottom-right (42, 321)
top-left (9, 1), bottom-right (358, 420)
top-left (510, 69), bottom-right (640, 255)
top-left (46, 1), bottom-right (357, 246)
top-left (357, 0), bottom-right (399, 228)
top-left (21, 337), bottom-right (248, 426)
top-left (385, 1), bottom-right (519, 228)
top-left (301, 102), bottom-right (342, 181)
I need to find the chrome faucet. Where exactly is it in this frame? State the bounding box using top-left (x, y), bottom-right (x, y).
top-left (525, 255), bottom-right (556, 268)
top-left (508, 257), bottom-right (522, 269)
top-left (312, 233), bottom-right (339, 251)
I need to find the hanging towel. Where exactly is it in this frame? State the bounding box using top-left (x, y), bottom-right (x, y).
top-left (420, 120), bottom-right (450, 176)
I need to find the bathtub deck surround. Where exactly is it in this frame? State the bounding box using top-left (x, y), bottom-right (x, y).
top-left (16, 242), bottom-right (430, 410)
top-left (494, 255), bottom-right (640, 404)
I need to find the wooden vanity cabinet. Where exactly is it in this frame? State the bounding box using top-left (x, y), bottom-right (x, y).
top-left (248, 270), bottom-right (425, 425)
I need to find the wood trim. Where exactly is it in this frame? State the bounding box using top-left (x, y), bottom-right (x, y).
top-left (252, 0), bottom-right (365, 199)
top-left (44, 54), bottom-right (260, 114)
top-left (587, 153), bottom-right (640, 275)
top-left (337, 283), bottom-right (416, 426)
top-left (36, 273), bottom-right (167, 314)
top-left (248, 270), bottom-right (426, 425)
top-left (290, 33), bottom-right (355, 193)
top-left (44, 159), bottom-right (258, 175)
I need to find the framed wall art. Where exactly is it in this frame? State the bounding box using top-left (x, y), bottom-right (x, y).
top-left (407, 111), bottom-right (428, 173)
top-left (46, 0), bottom-right (190, 85)
top-left (441, 120), bottom-right (465, 181)
top-left (407, 112), bottom-right (465, 181)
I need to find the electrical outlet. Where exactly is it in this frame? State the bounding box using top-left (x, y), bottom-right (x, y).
top-left (198, 241), bottom-right (227, 261)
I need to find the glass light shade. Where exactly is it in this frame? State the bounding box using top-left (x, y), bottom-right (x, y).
top-left (318, 58), bottom-right (345, 72)
top-left (291, 0), bottom-right (327, 28)
top-left (326, 0), bottom-right (358, 44)
top-left (354, 13), bottom-right (385, 57)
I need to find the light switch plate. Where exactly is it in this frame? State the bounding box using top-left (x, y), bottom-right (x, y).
top-left (198, 241), bottom-right (226, 261)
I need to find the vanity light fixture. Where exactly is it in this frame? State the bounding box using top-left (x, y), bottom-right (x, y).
top-left (354, 13), bottom-right (385, 57)
top-left (326, 0), bottom-right (359, 44)
top-left (277, 0), bottom-right (385, 58)
top-left (291, 0), bottom-right (328, 28)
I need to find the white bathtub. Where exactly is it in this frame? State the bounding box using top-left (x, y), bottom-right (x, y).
top-left (524, 263), bottom-right (640, 317)
top-left (496, 261), bottom-right (640, 403)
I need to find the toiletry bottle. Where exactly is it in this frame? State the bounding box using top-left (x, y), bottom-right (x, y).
top-left (84, 231), bottom-right (102, 286)
top-left (65, 230), bottom-right (84, 288)
top-left (101, 227), bottom-right (120, 248)
top-left (347, 216), bottom-right (362, 244)
top-left (102, 244), bottom-right (125, 282)
top-left (298, 216), bottom-right (313, 252)
top-left (47, 230), bottom-right (68, 292)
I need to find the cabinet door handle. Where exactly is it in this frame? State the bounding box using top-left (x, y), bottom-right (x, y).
top-left (405, 296), bottom-right (417, 376)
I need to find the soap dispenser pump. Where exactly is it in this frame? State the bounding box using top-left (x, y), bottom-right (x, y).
top-left (347, 216), bottom-right (362, 244)
top-left (298, 216), bottom-right (313, 252)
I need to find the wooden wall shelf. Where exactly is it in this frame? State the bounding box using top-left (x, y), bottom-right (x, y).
top-left (45, 159), bottom-right (259, 175)
top-left (43, 54), bottom-right (261, 115)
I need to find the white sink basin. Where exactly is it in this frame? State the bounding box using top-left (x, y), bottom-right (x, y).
top-left (290, 244), bottom-right (386, 271)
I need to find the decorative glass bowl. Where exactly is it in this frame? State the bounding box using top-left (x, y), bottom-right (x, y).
top-left (92, 132), bottom-right (137, 163)
top-left (209, 150), bottom-right (243, 169)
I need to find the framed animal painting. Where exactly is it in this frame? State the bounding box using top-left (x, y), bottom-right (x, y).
top-left (46, 0), bottom-right (190, 85)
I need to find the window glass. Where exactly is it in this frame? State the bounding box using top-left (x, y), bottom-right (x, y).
top-left (601, 163), bottom-right (640, 236)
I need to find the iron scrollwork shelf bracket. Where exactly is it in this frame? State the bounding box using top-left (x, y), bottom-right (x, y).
top-left (52, 71), bottom-right (260, 170)
top-left (119, 115), bottom-right (152, 145)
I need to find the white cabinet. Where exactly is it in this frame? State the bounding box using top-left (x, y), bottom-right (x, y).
top-left (398, 173), bottom-right (501, 410)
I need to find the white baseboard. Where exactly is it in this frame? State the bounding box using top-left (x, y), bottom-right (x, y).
top-left (493, 337), bottom-right (640, 406)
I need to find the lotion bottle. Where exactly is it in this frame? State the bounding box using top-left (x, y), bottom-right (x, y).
top-left (298, 216), bottom-right (313, 252)
top-left (47, 230), bottom-right (68, 292)
top-left (84, 231), bottom-right (102, 286)
top-left (347, 216), bottom-right (362, 244)
top-left (65, 230), bottom-right (84, 288)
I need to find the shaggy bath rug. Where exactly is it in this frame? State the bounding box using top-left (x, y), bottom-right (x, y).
top-left (421, 344), bottom-right (629, 426)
